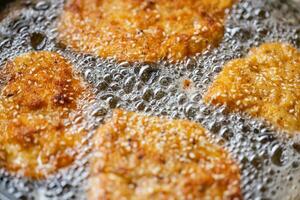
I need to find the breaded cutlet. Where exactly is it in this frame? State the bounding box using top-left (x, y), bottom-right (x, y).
top-left (204, 43), bottom-right (300, 134)
top-left (0, 51), bottom-right (93, 179)
top-left (89, 109), bottom-right (241, 200)
top-left (58, 0), bottom-right (236, 63)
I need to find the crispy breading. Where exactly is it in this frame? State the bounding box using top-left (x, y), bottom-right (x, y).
top-left (204, 43), bottom-right (300, 133)
top-left (89, 109), bottom-right (241, 200)
top-left (58, 0), bottom-right (236, 63)
top-left (0, 51), bottom-right (93, 179)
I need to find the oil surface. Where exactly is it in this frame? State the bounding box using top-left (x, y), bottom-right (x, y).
top-left (0, 0), bottom-right (299, 199)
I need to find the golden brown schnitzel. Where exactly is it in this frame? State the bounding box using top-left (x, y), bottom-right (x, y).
top-left (58, 0), bottom-right (236, 63)
top-left (89, 109), bottom-right (241, 200)
top-left (204, 43), bottom-right (300, 134)
top-left (0, 51), bottom-right (93, 179)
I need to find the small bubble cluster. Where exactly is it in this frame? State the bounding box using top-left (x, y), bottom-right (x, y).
top-left (0, 0), bottom-right (299, 199)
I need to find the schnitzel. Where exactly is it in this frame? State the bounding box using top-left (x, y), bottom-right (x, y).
top-left (204, 43), bottom-right (300, 133)
top-left (58, 0), bottom-right (236, 63)
top-left (0, 51), bottom-right (93, 179)
top-left (89, 109), bottom-right (241, 199)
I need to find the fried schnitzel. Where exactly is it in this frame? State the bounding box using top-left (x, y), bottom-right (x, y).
top-left (89, 109), bottom-right (241, 199)
top-left (0, 51), bottom-right (93, 179)
top-left (204, 43), bottom-right (300, 133)
top-left (58, 0), bottom-right (236, 63)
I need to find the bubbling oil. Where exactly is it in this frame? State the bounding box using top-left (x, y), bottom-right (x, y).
top-left (0, 0), bottom-right (299, 199)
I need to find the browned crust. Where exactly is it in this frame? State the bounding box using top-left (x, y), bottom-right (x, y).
top-left (204, 42), bottom-right (300, 133)
top-left (58, 0), bottom-right (236, 63)
top-left (0, 51), bottom-right (93, 179)
top-left (89, 109), bottom-right (242, 200)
